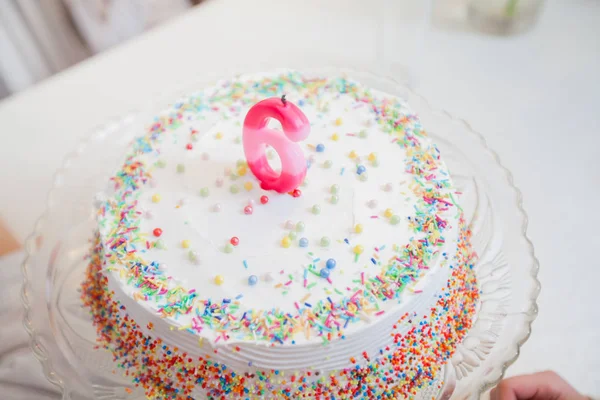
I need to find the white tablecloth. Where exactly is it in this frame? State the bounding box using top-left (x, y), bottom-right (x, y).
top-left (0, 0), bottom-right (599, 398)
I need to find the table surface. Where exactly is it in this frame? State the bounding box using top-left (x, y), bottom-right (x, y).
top-left (0, 0), bottom-right (598, 396)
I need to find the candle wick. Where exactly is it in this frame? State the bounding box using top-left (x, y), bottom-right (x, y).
top-left (281, 94), bottom-right (287, 105)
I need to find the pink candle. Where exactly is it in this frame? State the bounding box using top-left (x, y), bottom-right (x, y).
top-left (243, 95), bottom-right (310, 193)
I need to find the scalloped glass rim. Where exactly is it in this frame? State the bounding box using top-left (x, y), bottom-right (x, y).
top-left (21, 65), bottom-right (540, 399)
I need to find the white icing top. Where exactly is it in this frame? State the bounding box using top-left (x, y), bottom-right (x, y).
top-left (98, 71), bottom-right (459, 354)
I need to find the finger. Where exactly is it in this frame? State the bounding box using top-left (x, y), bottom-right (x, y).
top-left (494, 371), bottom-right (582, 400)
top-left (490, 387), bottom-right (499, 400)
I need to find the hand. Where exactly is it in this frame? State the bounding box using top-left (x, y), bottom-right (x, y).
top-left (491, 371), bottom-right (589, 400)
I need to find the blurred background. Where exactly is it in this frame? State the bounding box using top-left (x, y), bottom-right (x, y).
top-left (0, 0), bottom-right (203, 99)
top-left (0, 0), bottom-right (548, 100)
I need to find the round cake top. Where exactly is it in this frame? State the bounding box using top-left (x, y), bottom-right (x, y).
top-left (97, 70), bottom-right (458, 346)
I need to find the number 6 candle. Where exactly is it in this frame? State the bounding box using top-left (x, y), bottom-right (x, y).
top-left (243, 95), bottom-right (310, 193)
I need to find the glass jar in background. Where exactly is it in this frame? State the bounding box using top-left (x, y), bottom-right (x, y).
top-left (468, 0), bottom-right (546, 35)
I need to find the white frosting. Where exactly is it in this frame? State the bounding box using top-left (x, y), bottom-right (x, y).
top-left (97, 70), bottom-right (460, 374)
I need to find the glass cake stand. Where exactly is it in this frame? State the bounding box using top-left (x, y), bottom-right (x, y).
top-left (21, 67), bottom-right (540, 400)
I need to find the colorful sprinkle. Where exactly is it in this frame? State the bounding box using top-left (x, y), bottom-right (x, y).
top-left (188, 250), bottom-right (199, 264)
top-left (248, 275), bottom-right (258, 286)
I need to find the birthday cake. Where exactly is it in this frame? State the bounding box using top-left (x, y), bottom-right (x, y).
top-left (82, 70), bottom-right (479, 399)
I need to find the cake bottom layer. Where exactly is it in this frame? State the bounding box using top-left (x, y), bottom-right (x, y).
top-left (81, 219), bottom-right (478, 400)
